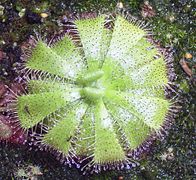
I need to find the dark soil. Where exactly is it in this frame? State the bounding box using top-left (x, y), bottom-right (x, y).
top-left (0, 0), bottom-right (195, 179)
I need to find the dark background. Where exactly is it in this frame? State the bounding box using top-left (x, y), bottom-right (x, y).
top-left (0, 0), bottom-right (195, 179)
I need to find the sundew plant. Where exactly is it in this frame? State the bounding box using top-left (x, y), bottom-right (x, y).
top-left (11, 14), bottom-right (177, 173)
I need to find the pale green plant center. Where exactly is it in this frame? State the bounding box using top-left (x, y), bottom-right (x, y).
top-left (78, 70), bottom-right (105, 102)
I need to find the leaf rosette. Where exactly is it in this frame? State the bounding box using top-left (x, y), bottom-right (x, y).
top-left (14, 14), bottom-right (177, 173)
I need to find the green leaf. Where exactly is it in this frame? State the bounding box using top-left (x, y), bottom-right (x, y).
top-left (128, 58), bottom-right (168, 89)
top-left (26, 41), bottom-right (84, 80)
top-left (28, 79), bottom-right (76, 94)
top-left (17, 89), bottom-right (81, 129)
top-left (75, 15), bottom-right (112, 68)
top-left (75, 106), bottom-right (95, 156)
top-left (105, 102), bottom-right (151, 149)
top-left (105, 90), bottom-right (170, 129)
top-left (93, 100), bottom-right (125, 164)
top-left (106, 16), bottom-right (146, 65)
top-left (43, 101), bottom-right (88, 155)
